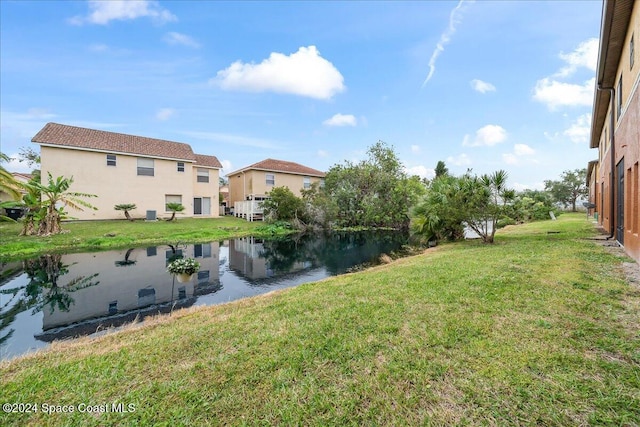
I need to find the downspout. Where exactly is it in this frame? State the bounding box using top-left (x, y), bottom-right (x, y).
top-left (596, 84), bottom-right (616, 239)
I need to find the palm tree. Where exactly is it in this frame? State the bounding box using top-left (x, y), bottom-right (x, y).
top-left (114, 203), bottom-right (137, 221)
top-left (166, 203), bottom-right (185, 221)
top-left (0, 153), bottom-right (24, 222)
top-left (30, 173), bottom-right (97, 235)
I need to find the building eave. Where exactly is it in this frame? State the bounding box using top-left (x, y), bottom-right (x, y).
top-left (36, 143), bottom-right (196, 163)
top-left (589, 0), bottom-right (635, 149)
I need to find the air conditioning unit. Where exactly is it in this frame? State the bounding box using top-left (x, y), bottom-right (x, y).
top-left (146, 210), bottom-right (157, 221)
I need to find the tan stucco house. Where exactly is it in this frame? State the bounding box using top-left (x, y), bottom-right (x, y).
top-left (227, 158), bottom-right (325, 206)
top-left (588, 0), bottom-right (639, 263)
top-left (32, 122), bottom-right (222, 220)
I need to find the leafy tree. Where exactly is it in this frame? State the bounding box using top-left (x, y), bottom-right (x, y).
top-left (412, 170), bottom-right (513, 244)
top-left (301, 182), bottom-right (338, 229)
top-left (114, 203), bottom-right (137, 221)
top-left (411, 175), bottom-right (466, 242)
top-left (262, 186), bottom-right (307, 223)
top-left (0, 153), bottom-right (22, 202)
top-left (166, 203), bottom-right (185, 221)
top-left (28, 173), bottom-right (97, 235)
top-left (434, 160), bottom-right (449, 178)
top-left (321, 141), bottom-right (425, 229)
top-left (505, 189), bottom-right (559, 223)
top-left (544, 168), bottom-right (587, 212)
top-left (18, 184), bottom-right (44, 236)
top-left (463, 170), bottom-right (513, 243)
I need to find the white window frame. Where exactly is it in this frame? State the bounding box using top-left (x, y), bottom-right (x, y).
top-left (137, 158), bottom-right (154, 176)
top-left (266, 173), bottom-right (275, 186)
top-left (303, 176), bottom-right (311, 189)
top-left (165, 194), bottom-right (182, 212)
top-left (107, 154), bottom-right (116, 166)
top-left (197, 168), bottom-right (209, 183)
top-left (177, 162), bottom-right (185, 172)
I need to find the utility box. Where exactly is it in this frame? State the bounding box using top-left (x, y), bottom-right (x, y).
top-left (4, 208), bottom-right (24, 220)
top-left (146, 210), bottom-right (157, 221)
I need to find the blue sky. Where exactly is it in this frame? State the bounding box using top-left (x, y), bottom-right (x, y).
top-left (1, 0), bottom-right (602, 190)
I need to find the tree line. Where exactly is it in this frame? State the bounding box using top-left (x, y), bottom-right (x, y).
top-left (260, 142), bottom-right (588, 244)
top-left (1, 143), bottom-right (587, 242)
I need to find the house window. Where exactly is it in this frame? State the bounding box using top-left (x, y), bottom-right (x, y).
top-left (631, 33), bottom-right (635, 70)
top-left (197, 168), bottom-right (209, 183)
top-left (303, 176), bottom-right (311, 189)
top-left (138, 288), bottom-right (156, 307)
top-left (177, 162), bottom-right (185, 172)
top-left (165, 194), bottom-right (182, 211)
top-left (266, 173), bottom-right (275, 186)
top-left (108, 301), bottom-right (118, 315)
top-left (107, 154), bottom-right (116, 166)
top-left (146, 247), bottom-right (157, 257)
top-left (137, 158), bottom-right (154, 176)
top-left (320, 179), bottom-right (325, 188)
top-left (616, 77), bottom-right (623, 121)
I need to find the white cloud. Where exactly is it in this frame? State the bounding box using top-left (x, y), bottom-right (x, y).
top-left (446, 153), bottom-right (472, 167)
top-left (317, 150), bottom-right (329, 158)
top-left (88, 43), bottom-right (109, 53)
top-left (533, 77), bottom-right (595, 110)
top-left (2, 153), bottom-right (33, 173)
top-left (470, 79), bottom-right (496, 93)
top-left (156, 108), bottom-right (175, 121)
top-left (164, 32), bottom-right (200, 48)
top-left (502, 153), bottom-right (519, 165)
top-left (513, 143), bottom-right (535, 156)
top-left (182, 131), bottom-right (280, 149)
top-left (463, 124), bottom-right (507, 147)
top-left (502, 143), bottom-right (536, 165)
top-left (563, 113), bottom-right (592, 143)
top-left (69, 0), bottom-right (177, 25)
top-left (422, 0), bottom-right (473, 87)
top-left (212, 46), bottom-right (345, 100)
top-left (323, 113), bottom-right (357, 127)
top-left (411, 145), bottom-right (421, 154)
top-left (556, 38), bottom-right (599, 77)
top-left (404, 165), bottom-right (435, 180)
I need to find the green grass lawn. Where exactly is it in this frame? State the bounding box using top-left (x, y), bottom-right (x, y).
top-left (0, 216), bottom-right (287, 261)
top-left (1, 214), bottom-right (638, 426)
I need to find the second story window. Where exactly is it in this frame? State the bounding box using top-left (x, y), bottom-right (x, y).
top-left (303, 176), bottom-right (311, 189)
top-left (616, 77), bottom-right (623, 121)
top-left (137, 158), bottom-right (154, 176)
top-left (107, 154), bottom-right (116, 166)
top-left (266, 173), bottom-right (275, 186)
top-left (197, 168), bottom-right (209, 183)
top-left (177, 162), bottom-right (185, 172)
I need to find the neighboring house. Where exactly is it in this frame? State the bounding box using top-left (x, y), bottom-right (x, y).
top-left (589, 0), bottom-right (639, 263)
top-left (32, 122), bottom-right (222, 220)
top-left (227, 158), bottom-right (325, 205)
top-left (0, 172), bottom-right (31, 202)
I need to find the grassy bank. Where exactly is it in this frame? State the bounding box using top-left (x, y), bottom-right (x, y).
top-left (1, 214), bottom-right (639, 426)
top-left (0, 217), bottom-right (290, 261)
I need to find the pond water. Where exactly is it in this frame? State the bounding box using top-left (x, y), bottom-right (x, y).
top-left (0, 231), bottom-right (408, 361)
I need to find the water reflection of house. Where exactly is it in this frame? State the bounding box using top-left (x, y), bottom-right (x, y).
top-left (228, 237), bottom-right (312, 282)
top-left (40, 243), bottom-right (221, 334)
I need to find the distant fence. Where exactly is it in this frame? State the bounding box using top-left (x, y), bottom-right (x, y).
top-left (234, 201), bottom-right (264, 222)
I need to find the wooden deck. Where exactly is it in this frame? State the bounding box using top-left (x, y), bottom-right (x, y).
top-left (234, 200), bottom-right (265, 221)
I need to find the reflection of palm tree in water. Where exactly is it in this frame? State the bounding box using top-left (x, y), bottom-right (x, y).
top-left (0, 254), bottom-right (99, 343)
top-left (115, 248), bottom-right (137, 267)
